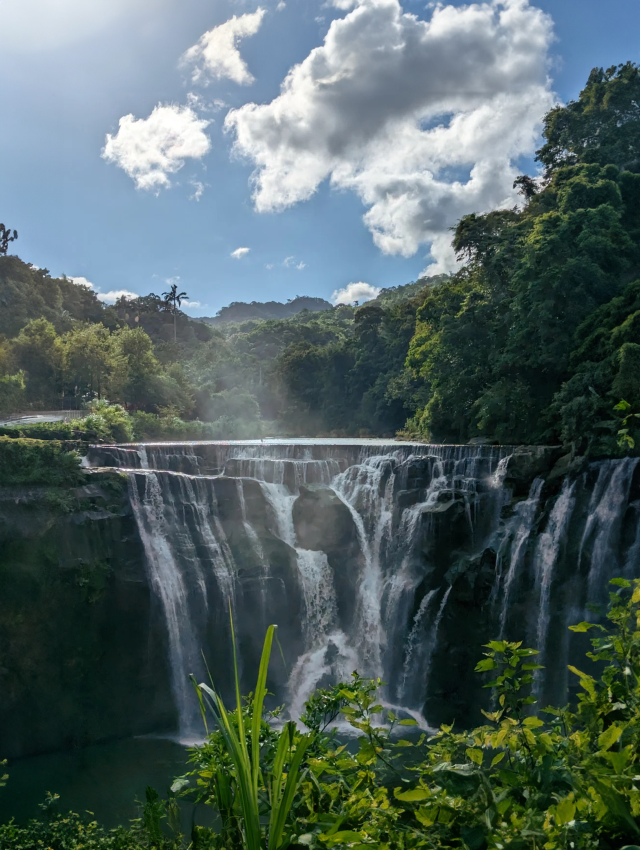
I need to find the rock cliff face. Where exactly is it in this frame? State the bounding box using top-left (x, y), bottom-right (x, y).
top-left (2, 441), bottom-right (639, 759)
top-left (0, 472), bottom-right (174, 759)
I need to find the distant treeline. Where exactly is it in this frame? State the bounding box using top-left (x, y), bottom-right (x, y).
top-left (202, 296), bottom-right (333, 325)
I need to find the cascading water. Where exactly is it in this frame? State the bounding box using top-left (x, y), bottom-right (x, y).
top-left (127, 473), bottom-right (203, 736)
top-left (532, 478), bottom-right (577, 666)
top-left (89, 439), bottom-right (640, 731)
top-left (494, 478), bottom-right (544, 636)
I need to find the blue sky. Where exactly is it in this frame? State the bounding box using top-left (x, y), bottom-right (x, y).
top-left (0, 0), bottom-right (638, 316)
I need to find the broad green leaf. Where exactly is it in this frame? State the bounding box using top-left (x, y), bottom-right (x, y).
top-left (523, 716), bottom-right (544, 728)
top-left (568, 666), bottom-right (596, 698)
top-left (399, 718), bottom-right (418, 726)
top-left (610, 578), bottom-right (631, 588)
top-left (485, 640), bottom-right (507, 652)
top-left (475, 658), bottom-right (497, 672)
top-left (491, 752), bottom-right (506, 767)
top-left (568, 622), bottom-right (596, 632)
top-left (598, 725), bottom-right (623, 752)
top-left (395, 788), bottom-right (431, 802)
top-left (415, 807), bottom-right (437, 827)
top-left (601, 747), bottom-right (632, 774)
top-left (554, 797), bottom-right (576, 825)
top-left (466, 747), bottom-right (484, 765)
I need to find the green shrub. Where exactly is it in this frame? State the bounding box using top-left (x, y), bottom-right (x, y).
top-left (0, 437), bottom-right (82, 486)
top-left (81, 400), bottom-right (135, 443)
top-left (180, 579), bottom-right (640, 850)
top-left (0, 792), bottom-right (182, 850)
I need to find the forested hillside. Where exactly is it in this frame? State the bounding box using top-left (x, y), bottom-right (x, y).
top-left (1, 63), bottom-right (639, 451)
top-left (202, 296), bottom-right (333, 325)
top-left (406, 62), bottom-right (640, 452)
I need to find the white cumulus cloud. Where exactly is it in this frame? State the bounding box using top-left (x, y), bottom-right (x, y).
top-left (102, 104), bottom-right (211, 192)
top-left (231, 246), bottom-right (251, 258)
top-left (226, 0), bottom-right (555, 273)
top-left (98, 289), bottom-right (140, 304)
top-left (181, 9), bottom-right (266, 86)
top-left (69, 276), bottom-right (139, 304)
top-left (69, 276), bottom-right (94, 289)
top-left (331, 281), bottom-right (381, 305)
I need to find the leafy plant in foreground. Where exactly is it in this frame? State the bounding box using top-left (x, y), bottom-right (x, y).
top-left (181, 580), bottom-right (640, 850)
top-left (188, 615), bottom-right (313, 850)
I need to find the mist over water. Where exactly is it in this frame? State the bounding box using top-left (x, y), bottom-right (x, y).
top-left (88, 440), bottom-right (640, 735)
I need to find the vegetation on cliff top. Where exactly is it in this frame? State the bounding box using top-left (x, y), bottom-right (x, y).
top-left (2, 579), bottom-right (640, 850)
top-left (0, 437), bottom-right (82, 486)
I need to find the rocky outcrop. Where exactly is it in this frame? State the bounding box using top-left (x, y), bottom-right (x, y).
top-left (0, 471), bottom-right (174, 759)
top-left (292, 485), bottom-right (365, 632)
top-left (502, 446), bottom-right (564, 496)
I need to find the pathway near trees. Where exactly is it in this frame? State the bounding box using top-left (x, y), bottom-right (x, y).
top-left (0, 410), bottom-right (84, 427)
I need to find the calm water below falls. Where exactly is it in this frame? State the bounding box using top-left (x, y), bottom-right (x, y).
top-left (0, 737), bottom-right (195, 828)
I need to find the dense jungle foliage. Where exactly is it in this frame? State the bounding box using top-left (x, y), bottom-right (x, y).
top-left (1, 62), bottom-right (639, 450)
top-left (2, 578), bottom-right (640, 850)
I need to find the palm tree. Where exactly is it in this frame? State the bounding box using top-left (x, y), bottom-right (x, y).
top-left (162, 282), bottom-right (188, 343)
top-left (0, 223), bottom-right (18, 256)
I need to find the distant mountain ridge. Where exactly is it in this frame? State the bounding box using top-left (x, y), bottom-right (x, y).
top-left (201, 296), bottom-right (333, 325)
top-left (201, 278), bottom-right (449, 326)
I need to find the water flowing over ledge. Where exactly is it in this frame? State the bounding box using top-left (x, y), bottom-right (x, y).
top-left (84, 440), bottom-right (640, 738)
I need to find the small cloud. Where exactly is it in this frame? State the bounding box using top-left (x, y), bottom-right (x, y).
top-left (181, 299), bottom-right (202, 308)
top-left (187, 92), bottom-right (228, 113)
top-left (181, 9), bottom-right (266, 86)
top-left (276, 1), bottom-right (286, 9)
top-left (102, 103), bottom-right (211, 192)
top-left (331, 281), bottom-right (381, 306)
top-left (315, 15), bottom-right (325, 23)
top-left (190, 180), bottom-right (205, 201)
top-left (231, 246), bottom-right (250, 259)
top-left (266, 255), bottom-right (305, 269)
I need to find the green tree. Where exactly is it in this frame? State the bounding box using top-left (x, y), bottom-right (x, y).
top-left (162, 282), bottom-right (188, 343)
top-left (9, 318), bottom-right (63, 408)
top-left (63, 323), bottom-right (123, 404)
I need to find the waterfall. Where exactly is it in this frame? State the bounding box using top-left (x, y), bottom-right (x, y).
top-left (419, 586), bottom-right (452, 707)
top-left (585, 459), bottom-right (639, 601)
top-left (97, 439), bottom-right (639, 732)
top-left (400, 589), bottom-right (438, 702)
top-left (496, 478), bottom-right (544, 636)
top-left (296, 550), bottom-right (338, 645)
top-left (127, 472), bottom-right (202, 736)
top-left (531, 477), bottom-right (578, 695)
top-left (333, 455), bottom-right (396, 676)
